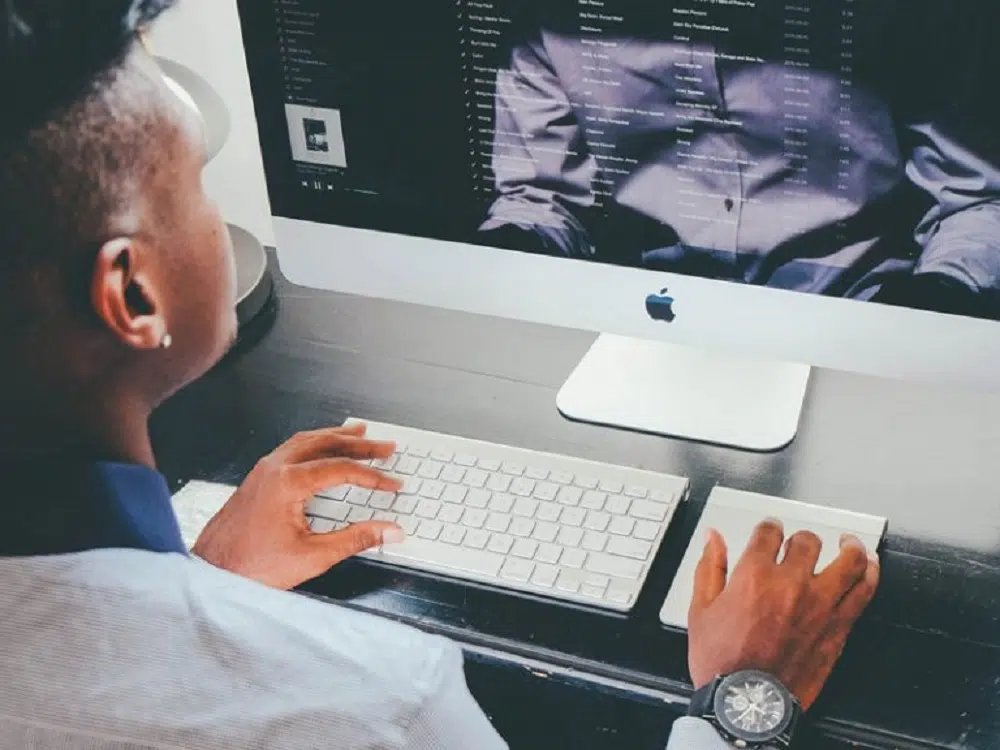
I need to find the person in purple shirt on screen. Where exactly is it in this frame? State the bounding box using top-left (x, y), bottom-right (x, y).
top-left (0, 2), bottom-right (878, 749)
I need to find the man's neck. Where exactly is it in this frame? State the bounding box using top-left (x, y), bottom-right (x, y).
top-left (0, 393), bottom-right (156, 469)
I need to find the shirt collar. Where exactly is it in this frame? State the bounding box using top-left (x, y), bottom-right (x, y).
top-left (0, 461), bottom-right (186, 557)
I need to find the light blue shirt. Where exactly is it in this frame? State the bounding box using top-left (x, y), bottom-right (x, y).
top-left (0, 462), bottom-right (724, 749)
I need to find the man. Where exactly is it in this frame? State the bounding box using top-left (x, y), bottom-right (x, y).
top-left (479, 1), bottom-right (1000, 319)
top-left (0, 1), bottom-right (879, 748)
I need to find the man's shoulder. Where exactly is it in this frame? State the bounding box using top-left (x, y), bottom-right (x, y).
top-left (0, 550), bottom-right (462, 748)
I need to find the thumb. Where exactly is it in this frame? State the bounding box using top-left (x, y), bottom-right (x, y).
top-left (689, 528), bottom-right (728, 618)
top-left (315, 522), bottom-right (405, 564)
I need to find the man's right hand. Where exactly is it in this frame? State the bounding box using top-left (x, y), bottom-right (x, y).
top-left (687, 521), bottom-right (880, 711)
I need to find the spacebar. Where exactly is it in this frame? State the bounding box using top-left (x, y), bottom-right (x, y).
top-left (366, 538), bottom-right (505, 579)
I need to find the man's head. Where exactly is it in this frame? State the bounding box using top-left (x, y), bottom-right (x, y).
top-left (0, 0), bottom-right (237, 431)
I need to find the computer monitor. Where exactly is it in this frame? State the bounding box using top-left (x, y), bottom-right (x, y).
top-left (235, 0), bottom-right (1000, 451)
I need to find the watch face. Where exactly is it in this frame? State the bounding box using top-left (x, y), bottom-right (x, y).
top-left (714, 671), bottom-right (794, 742)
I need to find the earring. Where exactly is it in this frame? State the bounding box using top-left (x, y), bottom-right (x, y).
top-left (160, 333), bottom-right (173, 350)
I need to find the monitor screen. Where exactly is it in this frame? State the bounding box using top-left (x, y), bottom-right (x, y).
top-left (238, 0), bottom-right (1000, 321)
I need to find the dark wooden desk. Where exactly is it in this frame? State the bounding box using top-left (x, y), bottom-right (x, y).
top-left (151, 254), bottom-right (1000, 750)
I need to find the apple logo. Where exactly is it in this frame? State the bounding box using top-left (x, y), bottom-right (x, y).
top-left (646, 288), bottom-right (676, 322)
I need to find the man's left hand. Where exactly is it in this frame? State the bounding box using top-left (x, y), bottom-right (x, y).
top-left (192, 423), bottom-right (404, 589)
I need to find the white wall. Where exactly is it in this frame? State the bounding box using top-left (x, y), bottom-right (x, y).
top-left (149, 0), bottom-right (275, 246)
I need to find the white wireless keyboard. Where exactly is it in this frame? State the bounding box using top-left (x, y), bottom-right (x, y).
top-left (305, 419), bottom-right (690, 611)
top-left (659, 487), bottom-right (888, 629)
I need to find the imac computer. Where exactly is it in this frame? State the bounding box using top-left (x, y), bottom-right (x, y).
top-left (234, 0), bottom-right (1000, 452)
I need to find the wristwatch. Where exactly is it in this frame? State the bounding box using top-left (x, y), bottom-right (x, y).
top-left (687, 670), bottom-right (801, 748)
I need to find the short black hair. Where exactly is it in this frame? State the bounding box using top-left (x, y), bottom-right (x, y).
top-left (0, 0), bottom-right (179, 325)
top-left (1, 0), bottom-right (177, 138)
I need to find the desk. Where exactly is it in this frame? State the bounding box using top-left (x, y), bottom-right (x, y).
top-left (152, 253), bottom-right (1000, 750)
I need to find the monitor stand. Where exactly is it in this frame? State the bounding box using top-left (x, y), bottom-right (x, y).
top-left (556, 335), bottom-right (811, 452)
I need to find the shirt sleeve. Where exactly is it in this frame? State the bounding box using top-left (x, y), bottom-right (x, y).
top-left (403, 643), bottom-right (509, 750)
top-left (479, 31), bottom-right (598, 259)
top-left (664, 717), bottom-right (731, 750)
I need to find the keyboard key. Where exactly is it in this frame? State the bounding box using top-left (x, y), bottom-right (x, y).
top-left (440, 465), bottom-right (465, 484)
top-left (513, 497), bottom-right (538, 518)
top-left (430, 449), bottom-right (454, 462)
top-left (398, 516), bottom-right (419, 535)
top-left (408, 446), bottom-right (430, 458)
top-left (348, 507), bottom-right (374, 523)
top-left (399, 477), bottom-right (421, 495)
top-left (376, 536), bottom-right (503, 578)
top-left (560, 507), bottom-right (586, 527)
top-left (478, 458), bottom-right (502, 472)
top-left (535, 544), bottom-right (562, 565)
top-left (536, 502), bottom-right (562, 523)
top-left (395, 457), bottom-right (421, 475)
top-left (418, 460), bottom-right (444, 480)
top-left (581, 583), bottom-right (607, 599)
top-left (440, 525), bottom-right (466, 545)
top-left (486, 474), bottom-right (512, 493)
top-left (608, 517), bottom-right (636, 536)
top-left (442, 485), bottom-right (467, 504)
top-left (485, 513), bottom-right (512, 533)
top-left (372, 510), bottom-right (397, 523)
top-left (416, 520), bottom-right (442, 540)
top-left (625, 485), bottom-right (648, 499)
top-left (629, 499), bottom-right (670, 522)
top-left (558, 527), bottom-right (584, 547)
top-left (415, 499), bottom-right (441, 519)
top-left (463, 469), bottom-right (488, 489)
top-left (500, 558), bottom-right (534, 582)
top-left (372, 455), bottom-right (398, 472)
top-left (550, 471), bottom-right (573, 485)
top-left (511, 538), bottom-right (538, 559)
top-left (585, 551), bottom-right (644, 580)
top-left (582, 531), bottom-right (608, 552)
top-left (606, 583), bottom-right (636, 606)
top-left (606, 537), bottom-right (653, 561)
top-left (502, 462), bottom-right (525, 476)
top-left (556, 487), bottom-right (583, 506)
top-left (487, 534), bottom-right (514, 554)
top-left (634, 521), bottom-right (660, 541)
top-left (369, 491), bottom-right (395, 510)
top-left (346, 488), bottom-right (372, 506)
top-left (419, 481), bottom-right (445, 500)
top-left (574, 475), bottom-right (599, 490)
top-left (309, 497), bottom-right (350, 521)
top-left (525, 466), bottom-right (549, 480)
top-left (510, 478), bottom-right (535, 497)
top-left (533, 482), bottom-right (559, 502)
top-left (462, 508), bottom-right (487, 528)
top-left (581, 491), bottom-right (606, 511)
top-left (438, 504), bottom-right (464, 525)
top-left (531, 522), bottom-right (559, 543)
top-left (454, 454), bottom-right (478, 467)
top-left (584, 511), bottom-right (611, 532)
top-left (599, 479), bottom-right (624, 494)
top-left (489, 494), bottom-right (514, 513)
top-left (466, 489), bottom-right (491, 508)
top-left (392, 496), bottom-right (417, 515)
top-left (531, 564), bottom-right (559, 588)
top-left (509, 518), bottom-right (535, 538)
top-left (310, 517), bottom-right (336, 533)
top-left (317, 485), bottom-right (349, 501)
top-left (556, 570), bottom-right (585, 593)
top-left (464, 529), bottom-right (490, 549)
top-left (561, 548), bottom-right (587, 568)
top-left (605, 495), bottom-right (631, 515)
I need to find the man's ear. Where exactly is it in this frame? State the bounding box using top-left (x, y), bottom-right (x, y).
top-left (90, 238), bottom-right (167, 350)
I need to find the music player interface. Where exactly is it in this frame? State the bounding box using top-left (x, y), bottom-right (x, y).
top-left (248, 0), bottom-right (1000, 319)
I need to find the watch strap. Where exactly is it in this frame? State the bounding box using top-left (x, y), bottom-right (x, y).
top-left (687, 678), bottom-right (720, 719)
